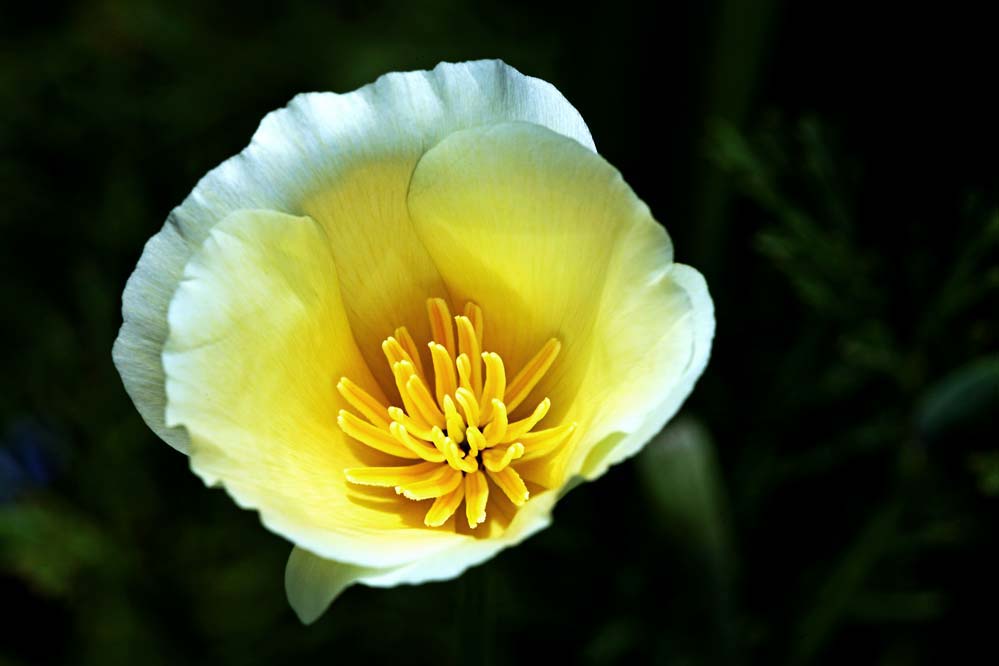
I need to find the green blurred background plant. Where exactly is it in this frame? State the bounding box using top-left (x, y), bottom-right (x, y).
top-left (1, 1), bottom-right (996, 664)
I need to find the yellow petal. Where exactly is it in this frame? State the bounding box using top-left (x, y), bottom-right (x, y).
top-left (408, 122), bottom-right (714, 488)
top-left (407, 122), bottom-right (619, 422)
top-left (162, 210), bottom-right (465, 567)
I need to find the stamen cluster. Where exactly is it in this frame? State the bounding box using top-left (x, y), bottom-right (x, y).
top-left (337, 298), bottom-right (574, 528)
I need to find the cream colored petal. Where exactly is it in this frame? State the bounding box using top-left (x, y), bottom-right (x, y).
top-left (285, 487), bottom-right (560, 623)
top-left (285, 546), bottom-right (387, 624)
top-left (407, 122), bottom-right (714, 489)
top-left (163, 209), bottom-right (466, 567)
top-left (570, 263), bottom-right (714, 482)
top-left (113, 60), bottom-right (593, 451)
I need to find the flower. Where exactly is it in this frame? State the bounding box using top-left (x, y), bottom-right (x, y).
top-left (112, 60), bottom-right (714, 623)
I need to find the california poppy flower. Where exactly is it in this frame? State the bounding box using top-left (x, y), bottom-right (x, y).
top-left (113, 60), bottom-right (714, 623)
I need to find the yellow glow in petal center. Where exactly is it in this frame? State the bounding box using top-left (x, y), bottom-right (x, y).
top-left (337, 298), bottom-right (575, 529)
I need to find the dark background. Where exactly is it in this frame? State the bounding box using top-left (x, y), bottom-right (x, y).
top-left (2, 1), bottom-right (997, 664)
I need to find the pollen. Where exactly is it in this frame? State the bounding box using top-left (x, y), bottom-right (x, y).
top-left (337, 298), bottom-right (576, 528)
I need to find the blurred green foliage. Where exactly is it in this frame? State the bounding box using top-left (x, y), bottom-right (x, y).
top-left (1, 1), bottom-right (996, 665)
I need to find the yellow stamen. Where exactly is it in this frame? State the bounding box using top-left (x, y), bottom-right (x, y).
top-left (454, 387), bottom-right (480, 428)
top-left (389, 422), bottom-right (446, 463)
top-left (337, 410), bottom-right (417, 459)
top-left (456, 353), bottom-right (475, 397)
top-left (428, 426), bottom-right (447, 452)
top-left (381, 337), bottom-right (421, 381)
top-left (394, 326), bottom-right (425, 380)
top-left (483, 399), bottom-right (507, 444)
top-left (397, 465), bottom-right (462, 501)
top-left (487, 466), bottom-right (530, 505)
top-left (464, 470), bottom-right (488, 528)
top-left (336, 298), bottom-right (571, 529)
top-left (387, 406), bottom-right (436, 441)
top-left (336, 377), bottom-right (390, 429)
top-left (519, 423), bottom-right (577, 461)
top-left (482, 442), bottom-right (525, 472)
top-left (465, 426), bottom-right (487, 458)
top-left (445, 440), bottom-right (478, 474)
top-left (391, 360), bottom-right (430, 429)
top-left (502, 397), bottom-right (551, 443)
top-left (424, 481), bottom-right (465, 527)
top-left (442, 394), bottom-right (466, 444)
top-left (463, 302), bottom-right (484, 348)
top-left (479, 352), bottom-right (506, 423)
top-left (344, 461), bottom-right (441, 487)
top-left (455, 315), bottom-right (483, 396)
top-left (429, 342), bottom-right (457, 407)
top-left (431, 426), bottom-right (477, 473)
top-left (405, 374), bottom-right (446, 428)
top-left (427, 298), bottom-right (456, 360)
top-left (505, 338), bottom-right (561, 413)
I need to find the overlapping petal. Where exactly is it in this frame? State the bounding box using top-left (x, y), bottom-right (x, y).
top-left (163, 209), bottom-right (464, 566)
top-left (406, 122), bottom-right (714, 488)
top-left (114, 60), bottom-right (594, 452)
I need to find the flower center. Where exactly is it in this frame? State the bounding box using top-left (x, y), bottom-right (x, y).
top-left (336, 298), bottom-right (575, 529)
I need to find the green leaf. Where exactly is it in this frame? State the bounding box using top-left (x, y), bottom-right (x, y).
top-left (917, 356), bottom-right (999, 440)
top-left (968, 452), bottom-right (999, 496)
top-left (636, 417), bottom-right (732, 566)
top-left (0, 498), bottom-right (116, 598)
